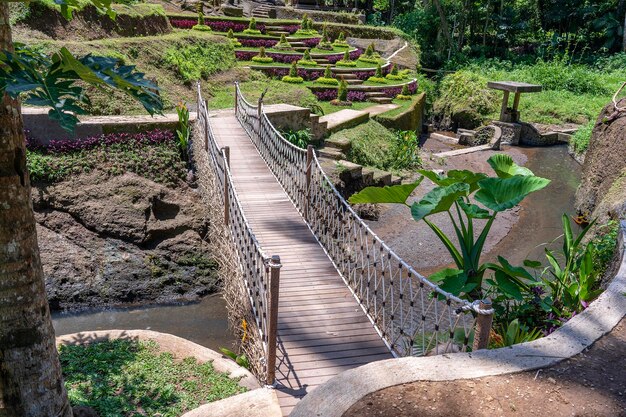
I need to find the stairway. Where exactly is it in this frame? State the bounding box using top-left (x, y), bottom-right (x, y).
top-left (365, 91), bottom-right (392, 104)
top-left (335, 73), bottom-right (363, 85)
top-left (251, 4), bottom-right (274, 18)
top-left (288, 40), bottom-right (308, 52)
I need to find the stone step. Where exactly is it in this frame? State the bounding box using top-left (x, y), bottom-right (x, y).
top-left (289, 41), bottom-right (306, 46)
top-left (268, 31), bottom-right (290, 36)
top-left (293, 47), bottom-right (308, 52)
top-left (337, 160), bottom-right (362, 179)
top-left (345, 79), bottom-right (363, 85)
top-left (336, 73), bottom-right (358, 79)
top-left (369, 97), bottom-right (393, 104)
top-left (365, 91), bottom-right (386, 97)
top-left (252, 11), bottom-right (270, 17)
top-left (361, 167), bottom-right (375, 185)
top-left (314, 59), bottom-right (330, 64)
top-left (325, 136), bottom-right (351, 152)
top-left (266, 25), bottom-right (290, 30)
top-left (390, 175), bottom-right (402, 185)
top-left (317, 147), bottom-right (345, 160)
top-left (372, 169), bottom-right (392, 186)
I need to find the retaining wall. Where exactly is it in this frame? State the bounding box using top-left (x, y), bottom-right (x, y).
top-left (374, 92), bottom-right (425, 132)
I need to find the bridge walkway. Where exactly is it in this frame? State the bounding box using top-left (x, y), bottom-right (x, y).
top-left (210, 111), bottom-right (392, 415)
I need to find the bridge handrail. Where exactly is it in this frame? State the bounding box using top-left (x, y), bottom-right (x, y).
top-left (234, 82), bottom-right (487, 357)
top-left (196, 84), bottom-right (280, 385)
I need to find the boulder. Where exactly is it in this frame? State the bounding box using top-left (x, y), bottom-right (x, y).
top-left (33, 173), bottom-right (218, 311)
top-left (575, 98), bottom-right (626, 221)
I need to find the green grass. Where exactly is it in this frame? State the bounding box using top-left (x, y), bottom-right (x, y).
top-left (27, 139), bottom-right (186, 186)
top-left (317, 100), bottom-right (373, 115)
top-left (61, 339), bottom-right (246, 417)
top-left (207, 79), bottom-right (319, 110)
top-left (21, 31), bottom-right (234, 115)
top-left (570, 119), bottom-right (595, 155)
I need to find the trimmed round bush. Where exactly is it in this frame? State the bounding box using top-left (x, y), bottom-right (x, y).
top-left (367, 76), bottom-right (387, 84)
top-left (316, 77), bottom-right (339, 85)
top-left (192, 24), bottom-right (211, 32)
top-left (282, 76), bottom-right (304, 83)
top-left (386, 74), bottom-right (403, 80)
top-left (252, 47), bottom-right (273, 63)
top-left (336, 60), bottom-right (356, 67)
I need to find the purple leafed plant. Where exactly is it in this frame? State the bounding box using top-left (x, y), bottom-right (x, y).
top-left (26, 130), bottom-right (176, 154)
top-left (235, 50), bottom-right (257, 61)
top-left (302, 38), bottom-right (321, 48)
top-left (313, 89), bottom-right (338, 101)
top-left (170, 19), bottom-right (196, 29)
top-left (354, 70), bottom-right (375, 80)
top-left (281, 25), bottom-right (300, 34)
top-left (347, 91), bottom-right (367, 102)
top-left (207, 20), bottom-right (248, 32)
top-left (238, 38), bottom-right (278, 48)
top-left (267, 53), bottom-right (301, 63)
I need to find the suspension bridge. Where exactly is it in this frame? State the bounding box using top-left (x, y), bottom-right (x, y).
top-left (195, 83), bottom-right (491, 415)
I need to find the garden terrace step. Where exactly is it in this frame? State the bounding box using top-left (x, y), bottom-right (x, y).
top-left (361, 167), bottom-right (375, 185)
top-left (337, 73), bottom-right (358, 80)
top-left (365, 92), bottom-right (386, 98)
top-left (252, 12), bottom-right (270, 18)
top-left (289, 41), bottom-right (306, 46)
top-left (317, 147), bottom-right (346, 160)
top-left (268, 31), bottom-right (290, 36)
top-left (314, 59), bottom-right (330, 64)
top-left (390, 175), bottom-right (402, 185)
top-left (293, 47), bottom-right (309, 52)
top-left (369, 97), bottom-right (393, 104)
top-left (345, 79), bottom-right (363, 85)
top-left (372, 169), bottom-right (393, 186)
top-left (325, 136), bottom-right (351, 152)
top-left (337, 160), bottom-right (362, 179)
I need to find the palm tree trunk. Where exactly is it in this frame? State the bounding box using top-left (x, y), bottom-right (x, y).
top-left (0, 4), bottom-right (73, 416)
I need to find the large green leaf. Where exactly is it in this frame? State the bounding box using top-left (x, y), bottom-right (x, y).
top-left (458, 200), bottom-right (492, 219)
top-left (474, 176), bottom-right (550, 212)
top-left (418, 169), bottom-right (487, 193)
top-left (487, 154), bottom-right (534, 178)
top-left (55, 0), bottom-right (115, 20)
top-left (348, 178), bottom-right (423, 205)
top-left (494, 270), bottom-right (524, 301)
top-left (410, 183), bottom-right (470, 221)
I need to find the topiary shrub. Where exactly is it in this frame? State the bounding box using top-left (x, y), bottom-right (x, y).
top-left (298, 48), bottom-right (317, 67)
top-left (227, 28), bottom-right (242, 47)
top-left (252, 46), bottom-right (274, 63)
top-left (316, 65), bottom-right (338, 85)
top-left (275, 33), bottom-right (293, 50)
top-left (386, 64), bottom-right (403, 80)
top-left (368, 63), bottom-right (386, 84)
top-left (396, 83), bottom-right (412, 100)
top-left (296, 14), bottom-right (318, 35)
top-left (282, 61), bottom-right (304, 83)
top-left (333, 31), bottom-right (349, 48)
top-left (317, 24), bottom-right (333, 50)
top-left (331, 77), bottom-right (351, 106)
top-left (336, 50), bottom-right (356, 67)
top-left (244, 18), bottom-right (262, 35)
top-left (358, 43), bottom-right (381, 64)
top-left (192, 24), bottom-right (212, 31)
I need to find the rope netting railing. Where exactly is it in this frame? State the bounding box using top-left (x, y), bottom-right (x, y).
top-left (196, 84), bottom-right (281, 385)
top-left (233, 82), bottom-right (493, 357)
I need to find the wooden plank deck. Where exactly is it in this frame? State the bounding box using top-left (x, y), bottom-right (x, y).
top-left (210, 111), bottom-right (392, 416)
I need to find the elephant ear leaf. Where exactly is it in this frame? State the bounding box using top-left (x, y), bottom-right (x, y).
top-left (475, 176), bottom-right (550, 212)
top-left (458, 200), bottom-right (492, 219)
top-left (348, 178), bottom-right (423, 205)
top-left (447, 170), bottom-right (488, 193)
top-left (411, 183), bottom-right (469, 221)
top-left (487, 154), bottom-right (534, 178)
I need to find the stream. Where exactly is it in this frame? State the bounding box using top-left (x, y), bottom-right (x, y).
top-left (52, 145), bottom-right (580, 350)
top-left (52, 294), bottom-right (235, 352)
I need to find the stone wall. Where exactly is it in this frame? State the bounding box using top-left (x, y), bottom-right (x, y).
top-left (374, 93), bottom-right (425, 132)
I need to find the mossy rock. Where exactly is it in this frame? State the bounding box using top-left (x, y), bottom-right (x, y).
top-left (222, 6), bottom-right (244, 17)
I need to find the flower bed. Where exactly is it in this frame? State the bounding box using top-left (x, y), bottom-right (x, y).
top-left (380, 80), bottom-right (417, 98)
top-left (170, 19), bottom-right (195, 29)
top-left (26, 129), bottom-right (175, 154)
top-left (170, 18), bottom-right (268, 33)
top-left (236, 48), bottom-right (357, 64)
top-left (313, 89), bottom-right (367, 102)
top-left (238, 38), bottom-right (278, 48)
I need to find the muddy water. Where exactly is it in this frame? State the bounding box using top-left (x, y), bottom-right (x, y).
top-left (485, 145), bottom-right (582, 265)
top-left (52, 294), bottom-right (236, 351)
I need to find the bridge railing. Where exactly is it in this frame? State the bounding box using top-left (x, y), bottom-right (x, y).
top-left (234, 82), bottom-right (493, 358)
top-left (197, 84), bottom-right (281, 386)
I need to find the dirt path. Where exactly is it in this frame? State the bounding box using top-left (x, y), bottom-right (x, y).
top-left (343, 318), bottom-right (626, 417)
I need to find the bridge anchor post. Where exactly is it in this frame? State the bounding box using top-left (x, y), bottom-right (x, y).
top-left (472, 299), bottom-right (493, 351)
top-left (266, 254), bottom-right (282, 386)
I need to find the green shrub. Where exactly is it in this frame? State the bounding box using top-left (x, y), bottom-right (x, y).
top-left (226, 28), bottom-right (242, 46)
top-left (252, 46), bottom-right (273, 63)
top-left (332, 31), bottom-right (349, 48)
top-left (367, 77), bottom-right (387, 84)
top-left (375, 63), bottom-right (383, 78)
top-left (390, 63), bottom-right (398, 75)
top-left (192, 24), bottom-right (211, 32)
top-left (197, 10), bottom-right (204, 26)
top-left (591, 220), bottom-right (620, 276)
top-left (433, 70), bottom-right (499, 128)
top-left (336, 60), bottom-right (356, 67)
top-left (244, 17), bottom-right (262, 34)
top-left (364, 43), bottom-right (375, 57)
top-left (316, 77), bottom-right (339, 85)
top-left (358, 56), bottom-right (381, 64)
top-left (275, 33), bottom-right (292, 50)
top-left (298, 49), bottom-right (317, 66)
top-left (317, 24), bottom-right (333, 50)
top-left (396, 84), bottom-right (411, 100)
top-left (337, 78), bottom-right (348, 101)
top-left (283, 61), bottom-right (303, 83)
top-left (387, 65), bottom-right (403, 81)
top-left (164, 41), bottom-right (235, 83)
top-left (280, 128), bottom-right (312, 148)
top-left (570, 120), bottom-right (594, 155)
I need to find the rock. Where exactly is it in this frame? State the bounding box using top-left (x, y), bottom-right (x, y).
top-left (33, 173), bottom-right (218, 311)
top-left (575, 98), bottom-right (626, 220)
top-left (73, 406), bottom-right (99, 417)
top-left (451, 109), bottom-right (483, 130)
top-left (222, 5), bottom-right (244, 16)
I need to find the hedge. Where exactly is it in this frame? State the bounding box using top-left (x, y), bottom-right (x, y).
top-left (167, 13), bottom-right (300, 26)
top-left (274, 7), bottom-right (364, 25)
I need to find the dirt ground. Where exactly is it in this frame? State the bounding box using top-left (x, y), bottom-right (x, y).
top-left (344, 318), bottom-right (626, 417)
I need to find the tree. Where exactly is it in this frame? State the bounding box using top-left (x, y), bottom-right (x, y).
top-left (0, 1), bottom-right (162, 415)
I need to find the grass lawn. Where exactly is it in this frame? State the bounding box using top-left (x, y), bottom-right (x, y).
top-left (60, 339), bottom-right (246, 417)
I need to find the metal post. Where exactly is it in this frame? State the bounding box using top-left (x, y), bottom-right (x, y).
top-left (266, 255), bottom-right (282, 386)
top-left (223, 146), bottom-right (230, 225)
top-left (472, 299), bottom-right (493, 351)
top-left (305, 145), bottom-right (314, 220)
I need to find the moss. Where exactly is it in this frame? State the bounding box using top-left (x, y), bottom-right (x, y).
top-left (332, 120), bottom-right (399, 169)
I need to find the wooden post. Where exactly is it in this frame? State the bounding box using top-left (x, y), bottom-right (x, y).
top-left (234, 84), bottom-right (238, 116)
top-left (499, 91), bottom-right (510, 121)
top-left (223, 146), bottom-right (230, 225)
top-left (305, 145), bottom-right (314, 221)
top-left (257, 97), bottom-right (263, 136)
top-left (472, 299), bottom-right (493, 351)
top-left (204, 100), bottom-right (209, 152)
top-left (266, 255), bottom-right (282, 386)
